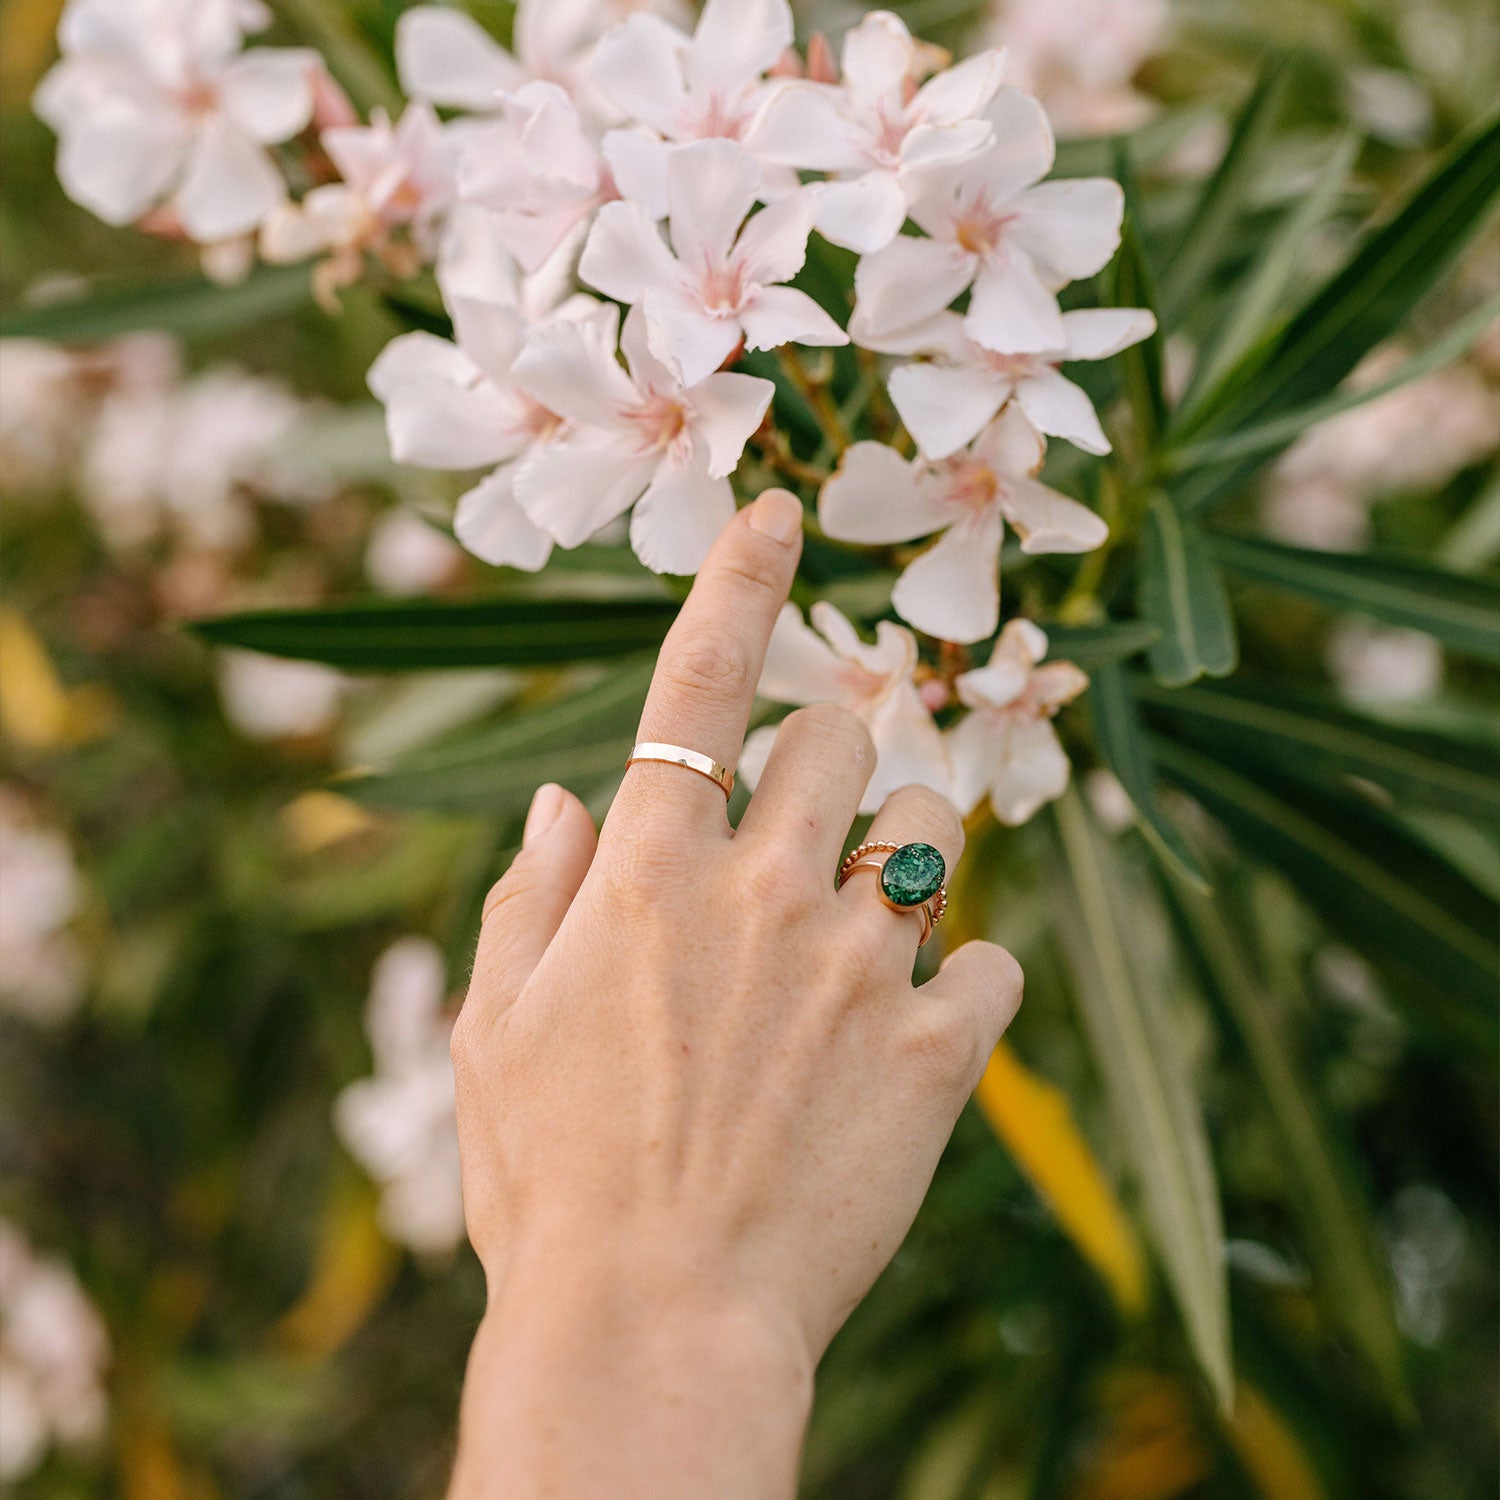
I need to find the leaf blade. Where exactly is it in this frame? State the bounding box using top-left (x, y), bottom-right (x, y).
top-left (1138, 494), bottom-right (1239, 685)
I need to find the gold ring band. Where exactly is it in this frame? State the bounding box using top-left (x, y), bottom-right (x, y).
top-left (626, 741), bottom-right (734, 798)
top-left (837, 841), bottom-right (948, 948)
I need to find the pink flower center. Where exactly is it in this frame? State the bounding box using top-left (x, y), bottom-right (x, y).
top-left (868, 105), bottom-right (909, 167)
top-left (178, 78), bottom-right (220, 118)
top-left (952, 197), bottom-right (1013, 256)
top-left (689, 89), bottom-right (754, 143)
top-left (942, 457), bottom-right (1000, 516)
top-left (625, 392), bottom-right (690, 457)
top-left (698, 258), bottom-right (747, 315)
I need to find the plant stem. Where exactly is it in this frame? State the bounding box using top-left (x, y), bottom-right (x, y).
top-left (777, 346), bottom-right (850, 457)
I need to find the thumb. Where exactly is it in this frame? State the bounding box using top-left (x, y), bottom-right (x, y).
top-left (469, 783), bottom-right (598, 1018)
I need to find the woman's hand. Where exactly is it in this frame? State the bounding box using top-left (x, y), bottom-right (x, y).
top-left (449, 487), bottom-right (1024, 1498)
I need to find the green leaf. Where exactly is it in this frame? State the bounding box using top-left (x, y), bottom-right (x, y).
top-left (1167, 295), bottom-right (1500, 473)
top-left (346, 660), bottom-right (654, 813)
top-left (1153, 738), bottom-right (1500, 1054)
top-left (276, 0), bottom-right (403, 113)
top-left (1051, 789), bottom-right (1233, 1409)
top-left (1088, 663), bottom-right (1210, 889)
top-left (1108, 146), bottom-right (1168, 448)
top-left (1209, 534), bottom-right (1500, 663)
top-left (0, 264), bottom-right (314, 343)
top-left (1177, 132), bottom-right (1360, 424)
top-left (191, 597), bottom-right (680, 671)
top-left (1042, 618), bottom-right (1161, 668)
top-left (1138, 494), bottom-right (1239, 685)
top-left (1136, 677), bottom-right (1500, 820)
top-left (1162, 872), bottom-right (1410, 1413)
top-left (1160, 56), bottom-right (1291, 329)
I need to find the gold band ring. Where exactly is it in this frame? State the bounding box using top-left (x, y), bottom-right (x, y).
top-left (626, 741), bottom-right (734, 799)
top-left (837, 841), bottom-right (949, 948)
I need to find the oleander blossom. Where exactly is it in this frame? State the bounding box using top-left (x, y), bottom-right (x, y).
top-left (740, 602), bottom-right (950, 814)
top-left (749, 10), bottom-right (1007, 254)
top-left (820, 406), bottom-right (1107, 643)
top-left (334, 938), bottom-right (466, 1257)
top-left (34, 0), bottom-right (318, 244)
top-left (0, 1221), bottom-right (110, 1482)
top-left (852, 87), bottom-right (1123, 354)
top-left (947, 619), bottom-right (1089, 824)
top-left (581, 138), bottom-right (848, 388)
top-left (0, 794), bottom-right (87, 1026)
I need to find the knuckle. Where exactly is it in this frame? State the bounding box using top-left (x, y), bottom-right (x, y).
top-left (902, 1008), bottom-right (980, 1090)
top-left (786, 703), bottom-right (875, 767)
top-left (481, 859), bottom-right (539, 928)
top-left (739, 841), bottom-right (819, 910)
top-left (604, 830), bottom-right (688, 900)
top-left (716, 546), bottom-right (784, 602)
top-left (663, 628), bottom-right (753, 704)
top-left (889, 784), bottom-right (964, 856)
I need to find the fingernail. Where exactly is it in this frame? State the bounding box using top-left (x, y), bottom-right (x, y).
top-left (523, 783), bottom-right (565, 847)
top-left (747, 487), bottom-right (803, 543)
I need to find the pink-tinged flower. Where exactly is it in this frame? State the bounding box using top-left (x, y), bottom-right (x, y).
top-left (455, 82), bottom-right (612, 272)
top-left (868, 306), bottom-right (1156, 458)
top-left (261, 102), bottom-right (457, 301)
top-left (366, 510), bottom-right (463, 598)
top-left (334, 938), bottom-right (466, 1257)
top-left (367, 213), bottom-right (595, 572)
top-left (0, 795), bottom-right (85, 1028)
top-left (511, 304), bottom-right (774, 574)
top-left (593, 0), bottom-right (800, 213)
top-left (739, 602), bottom-right (951, 814)
top-left (948, 618), bottom-right (1088, 824)
top-left (820, 406), bottom-right (1106, 643)
top-left (0, 1220), bottom-right (110, 1482)
top-left (218, 652), bottom-right (345, 741)
top-left (749, 11), bottom-right (1006, 254)
top-left (581, 139), bottom-right (847, 388)
top-left (33, 0), bottom-right (317, 243)
top-left (852, 87), bottom-right (1123, 354)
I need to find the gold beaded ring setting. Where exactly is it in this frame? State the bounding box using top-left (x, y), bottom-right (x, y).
top-left (837, 841), bottom-right (949, 947)
top-left (626, 741), bottom-right (734, 799)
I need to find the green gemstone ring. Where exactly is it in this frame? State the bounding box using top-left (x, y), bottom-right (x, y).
top-left (837, 841), bottom-right (948, 946)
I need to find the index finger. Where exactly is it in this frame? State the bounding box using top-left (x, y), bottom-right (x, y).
top-left (611, 487), bottom-right (804, 835)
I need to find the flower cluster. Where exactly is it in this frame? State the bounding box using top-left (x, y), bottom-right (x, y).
top-left (34, 0), bottom-right (1159, 830)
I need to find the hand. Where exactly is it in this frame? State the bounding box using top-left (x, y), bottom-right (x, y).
top-left (449, 487), bottom-right (1024, 1498)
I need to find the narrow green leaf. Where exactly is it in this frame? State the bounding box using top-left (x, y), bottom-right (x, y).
top-left (1162, 872), bottom-right (1410, 1413)
top-left (1177, 133), bottom-right (1360, 424)
top-left (1051, 789), bottom-right (1233, 1409)
top-left (346, 660), bottom-right (654, 813)
top-left (1437, 469), bottom-right (1500, 575)
top-left (1138, 494), bottom-right (1239, 685)
top-left (191, 597), bottom-right (680, 671)
top-left (1136, 676), bottom-right (1500, 819)
top-left (1153, 738), bottom-right (1500, 1053)
top-left (1042, 618), bottom-right (1161, 668)
top-left (1168, 296), bottom-right (1500, 473)
top-left (1088, 663), bottom-right (1210, 889)
top-left (0, 264), bottom-right (313, 343)
top-left (1160, 56), bottom-right (1291, 328)
top-left (1108, 145), bottom-right (1168, 448)
top-left (1209, 534), bottom-right (1500, 663)
top-left (276, 0), bottom-right (404, 113)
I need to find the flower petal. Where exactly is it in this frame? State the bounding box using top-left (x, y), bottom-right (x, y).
top-left (890, 508), bottom-right (1003, 643)
top-left (986, 717), bottom-right (1073, 826)
top-left (739, 285), bottom-right (849, 354)
top-left (628, 442), bottom-right (737, 574)
top-left (1014, 366), bottom-right (1110, 454)
top-left (218, 49), bottom-right (316, 143)
top-left (852, 235), bottom-right (976, 343)
top-left (737, 722), bottom-right (779, 791)
top-left (864, 686), bottom-right (951, 811)
top-left (1000, 475), bottom-right (1109, 554)
top-left (511, 312), bottom-right (637, 429)
top-left (688, 371), bottom-right (775, 477)
top-left (897, 118), bottom-right (992, 174)
top-left (453, 464), bottom-right (554, 571)
top-left (602, 127), bottom-right (671, 218)
top-left (814, 172), bottom-right (908, 254)
top-left (840, 11), bottom-right (914, 105)
top-left (1061, 306), bottom-right (1157, 361)
top-left (910, 48), bottom-right (1006, 126)
top-left (818, 441), bottom-right (937, 544)
top-left (687, 0), bottom-right (794, 95)
top-left (974, 401), bottom-right (1047, 474)
top-left (747, 83), bottom-right (866, 171)
top-left (945, 711), bottom-right (997, 816)
top-left (888, 361), bottom-right (1009, 460)
top-left (49, 94), bottom-right (187, 226)
top-left (965, 245), bottom-right (1065, 354)
top-left (449, 295), bottom-right (532, 387)
top-left (579, 199), bottom-right (679, 304)
top-left (590, 14), bottom-right (688, 137)
top-left (1009, 178), bottom-right (1125, 285)
top-left (512, 437), bottom-right (652, 547)
top-left (396, 6), bottom-right (522, 110)
top-left (642, 286), bottom-right (743, 387)
top-left (667, 138), bottom-right (760, 273)
top-left (733, 187), bottom-right (819, 283)
top-left (758, 603), bottom-right (848, 704)
top-left (175, 116), bottom-right (286, 242)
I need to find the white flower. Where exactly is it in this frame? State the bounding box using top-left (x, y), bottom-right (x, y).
top-left (34, 0), bottom-right (317, 243)
top-left (749, 11), bottom-right (1006, 254)
top-left (947, 618), bottom-right (1088, 824)
top-left (591, 0), bottom-right (799, 213)
top-left (260, 102), bottom-right (456, 296)
top-left (217, 651), bottom-right (345, 741)
top-left (365, 510), bottom-right (463, 598)
top-left (581, 139), bottom-right (848, 388)
top-left (740, 602), bottom-right (950, 814)
top-left (454, 82), bottom-right (612, 272)
top-left (368, 213), bottom-right (595, 572)
top-left (511, 304), bottom-right (774, 574)
top-left (869, 306), bottom-right (1156, 459)
top-left (0, 1221), bottom-right (109, 1482)
top-left (334, 938), bottom-right (466, 1257)
top-left (820, 407), bottom-right (1106, 643)
top-left (0, 341), bottom-right (85, 493)
top-left (851, 87), bottom-right (1123, 354)
top-left (0, 795), bottom-right (86, 1027)
top-left (1327, 622), bottom-right (1443, 707)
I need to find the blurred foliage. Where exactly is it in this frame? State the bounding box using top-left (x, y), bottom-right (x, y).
top-left (2, 0), bottom-right (1498, 1496)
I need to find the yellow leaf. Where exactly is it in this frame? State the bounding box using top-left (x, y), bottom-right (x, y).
top-left (1228, 1384), bottom-right (1326, 1500)
top-left (279, 789), bottom-right (377, 855)
top-left (0, 608), bottom-right (119, 750)
top-left (975, 1042), bottom-right (1148, 1317)
top-left (1069, 1370), bottom-right (1210, 1500)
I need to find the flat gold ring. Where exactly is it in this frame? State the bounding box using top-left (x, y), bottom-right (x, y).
top-left (626, 741), bottom-right (734, 799)
top-left (836, 841), bottom-right (949, 948)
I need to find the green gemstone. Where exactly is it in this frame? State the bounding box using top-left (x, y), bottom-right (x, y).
top-left (880, 842), bottom-right (946, 908)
